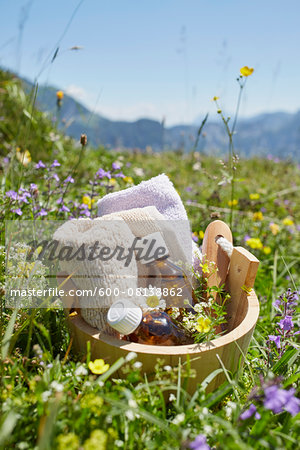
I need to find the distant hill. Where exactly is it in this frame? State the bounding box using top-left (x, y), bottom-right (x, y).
top-left (22, 76), bottom-right (300, 159)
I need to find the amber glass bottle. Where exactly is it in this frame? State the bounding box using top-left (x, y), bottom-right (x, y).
top-left (107, 300), bottom-right (193, 346)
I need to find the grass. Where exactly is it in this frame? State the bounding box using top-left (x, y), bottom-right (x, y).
top-left (0, 69), bottom-right (299, 449)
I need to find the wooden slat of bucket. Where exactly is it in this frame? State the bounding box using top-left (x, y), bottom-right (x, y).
top-left (202, 220), bottom-right (233, 300)
top-left (226, 247), bottom-right (259, 332)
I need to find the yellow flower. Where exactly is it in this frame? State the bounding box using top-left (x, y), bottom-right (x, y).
top-left (16, 148), bottom-right (31, 166)
top-left (269, 223), bottom-right (280, 235)
top-left (82, 195), bottom-right (95, 209)
top-left (56, 90), bottom-right (64, 100)
top-left (200, 262), bottom-right (210, 274)
top-left (196, 317), bottom-right (212, 333)
top-left (88, 359), bottom-right (109, 375)
top-left (146, 295), bottom-right (160, 308)
top-left (228, 199), bottom-right (238, 207)
top-left (108, 178), bottom-right (117, 186)
top-left (253, 211), bottom-right (264, 221)
top-left (123, 176), bottom-right (133, 184)
top-left (249, 193), bottom-right (260, 200)
top-left (263, 246), bottom-right (271, 255)
top-left (282, 217), bottom-right (294, 227)
top-left (199, 230), bottom-right (204, 239)
top-left (240, 66), bottom-right (254, 77)
top-left (212, 96), bottom-right (219, 101)
top-left (245, 237), bottom-right (263, 250)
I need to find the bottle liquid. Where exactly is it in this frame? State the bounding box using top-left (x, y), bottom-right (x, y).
top-left (107, 299), bottom-right (193, 346)
top-left (137, 232), bottom-right (196, 311)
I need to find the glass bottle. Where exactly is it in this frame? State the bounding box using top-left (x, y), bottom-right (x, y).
top-left (107, 300), bottom-right (193, 346)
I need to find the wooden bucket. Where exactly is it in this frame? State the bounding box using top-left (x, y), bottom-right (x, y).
top-left (63, 220), bottom-right (260, 393)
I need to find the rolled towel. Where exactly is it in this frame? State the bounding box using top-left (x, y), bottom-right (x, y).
top-left (54, 217), bottom-right (138, 334)
top-left (97, 173), bottom-right (201, 266)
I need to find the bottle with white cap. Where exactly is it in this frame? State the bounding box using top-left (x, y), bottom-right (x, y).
top-left (107, 299), bottom-right (193, 346)
top-left (138, 232), bottom-right (195, 310)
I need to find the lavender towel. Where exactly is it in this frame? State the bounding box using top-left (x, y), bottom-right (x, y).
top-left (97, 173), bottom-right (201, 266)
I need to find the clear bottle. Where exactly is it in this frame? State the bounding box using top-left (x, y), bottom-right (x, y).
top-left (107, 300), bottom-right (193, 346)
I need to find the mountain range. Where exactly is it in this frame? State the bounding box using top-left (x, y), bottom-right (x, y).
top-left (22, 77), bottom-right (300, 159)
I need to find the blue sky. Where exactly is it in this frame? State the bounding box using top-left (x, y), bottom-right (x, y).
top-left (0, 0), bottom-right (299, 125)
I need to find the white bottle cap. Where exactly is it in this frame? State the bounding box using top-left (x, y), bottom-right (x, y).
top-left (138, 231), bottom-right (169, 264)
top-left (107, 299), bottom-right (143, 335)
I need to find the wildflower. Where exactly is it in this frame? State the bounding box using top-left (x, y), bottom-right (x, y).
top-left (75, 365), bottom-right (88, 377)
top-left (192, 232), bottom-right (199, 242)
top-left (212, 96), bottom-right (219, 101)
top-left (64, 175), bottom-right (74, 184)
top-left (189, 434), bottom-right (210, 450)
top-left (132, 361), bottom-right (142, 369)
top-left (217, 109), bottom-right (222, 114)
top-left (249, 193), bottom-right (260, 200)
top-left (50, 381), bottom-right (63, 392)
top-left (282, 217), bottom-right (294, 226)
top-left (11, 208), bottom-right (22, 216)
top-left (125, 351), bottom-right (137, 362)
top-left (6, 190), bottom-right (18, 200)
top-left (164, 365), bottom-right (172, 372)
top-left (240, 66), bottom-right (254, 77)
top-left (279, 315), bottom-right (293, 332)
top-left (196, 317), bottom-right (212, 333)
top-left (228, 199), bottom-right (238, 207)
top-left (56, 90), bottom-right (64, 100)
top-left (123, 176), bottom-right (133, 184)
top-left (263, 246), bottom-right (271, 255)
top-left (264, 385), bottom-right (300, 416)
top-left (133, 167), bottom-right (144, 177)
top-left (80, 134), bottom-right (87, 146)
top-left (245, 237), bottom-right (263, 250)
top-left (239, 403), bottom-right (261, 420)
top-left (136, 285), bottom-right (166, 311)
top-left (109, 178), bottom-right (117, 186)
top-left (36, 208), bottom-right (48, 217)
top-left (83, 430), bottom-right (107, 450)
top-left (199, 230), bottom-right (204, 239)
top-left (96, 168), bottom-right (111, 179)
top-left (56, 432), bottom-right (80, 450)
top-left (52, 173), bottom-right (60, 183)
top-left (172, 413), bottom-right (185, 425)
top-left (269, 222), bottom-right (280, 235)
top-left (268, 335), bottom-right (281, 349)
top-left (169, 393), bottom-right (176, 402)
top-left (59, 204), bottom-right (70, 213)
top-left (16, 148), bottom-right (31, 166)
top-left (82, 194), bottom-right (92, 209)
top-left (112, 161), bottom-right (121, 171)
top-left (51, 159), bottom-right (61, 168)
top-left (253, 211), bottom-right (264, 221)
top-left (88, 359), bottom-right (109, 375)
top-left (35, 160), bottom-right (46, 169)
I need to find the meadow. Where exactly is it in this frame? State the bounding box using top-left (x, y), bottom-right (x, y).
top-left (0, 69), bottom-right (299, 449)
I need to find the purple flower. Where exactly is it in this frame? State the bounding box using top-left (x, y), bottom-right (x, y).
top-left (52, 173), bottom-right (60, 183)
top-left (64, 176), bottom-right (74, 184)
top-left (96, 168), bottom-right (111, 179)
top-left (240, 403), bottom-right (261, 420)
top-left (268, 335), bottom-right (281, 349)
top-left (59, 205), bottom-right (70, 213)
top-left (273, 299), bottom-right (281, 310)
top-left (126, 162), bottom-right (131, 167)
top-left (192, 233), bottom-right (199, 243)
top-left (11, 208), bottom-right (22, 216)
top-left (51, 159), bottom-right (61, 167)
top-left (36, 208), bottom-right (48, 217)
top-left (18, 190), bottom-right (31, 203)
top-left (35, 160), bottom-right (46, 169)
top-left (80, 209), bottom-right (91, 217)
top-left (115, 172), bottom-right (125, 178)
top-left (244, 234), bottom-right (251, 242)
top-left (189, 434), bottom-right (210, 450)
top-left (186, 186), bottom-right (193, 192)
top-left (264, 385), bottom-right (300, 416)
top-left (112, 161), bottom-right (121, 171)
top-left (279, 316), bottom-right (294, 332)
top-left (30, 183), bottom-right (38, 191)
top-left (6, 190), bottom-right (18, 200)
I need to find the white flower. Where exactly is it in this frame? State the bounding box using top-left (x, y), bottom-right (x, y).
top-left (133, 167), bottom-right (145, 177)
top-left (136, 285), bottom-right (166, 311)
top-left (194, 303), bottom-right (203, 313)
top-left (172, 413), bottom-right (185, 425)
top-left (192, 162), bottom-right (201, 171)
top-left (50, 381), bottom-right (63, 392)
top-left (42, 390), bottom-right (51, 402)
top-left (115, 440), bottom-right (124, 447)
top-left (75, 365), bottom-right (88, 377)
top-left (125, 410), bottom-right (135, 421)
top-left (125, 351), bottom-right (137, 362)
top-left (133, 361), bottom-right (143, 369)
top-left (169, 393), bottom-right (176, 402)
top-left (128, 399), bottom-right (137, 408)
top-left (163, 365), bottom-right (172, 372)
